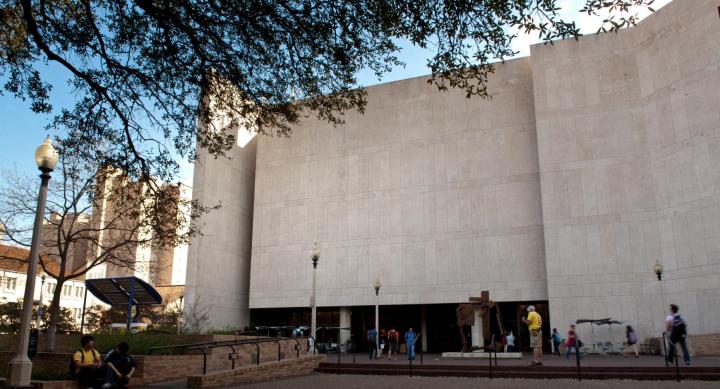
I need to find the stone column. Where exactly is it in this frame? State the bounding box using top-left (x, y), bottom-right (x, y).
top-left (339, 306), bottom-right (351, 350)
top-left (471, 308), bottom-right (484, 349)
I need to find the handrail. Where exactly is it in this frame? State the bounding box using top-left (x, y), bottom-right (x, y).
top-left (488, 335), bottom-right (495, 379)
top-left (575, 334), bottom-right (582, 381)
top-left (147, 336), bottom-right (275, 355)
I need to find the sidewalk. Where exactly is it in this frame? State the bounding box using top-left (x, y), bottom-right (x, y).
top-left (142, 374), bottom-right (720, 389)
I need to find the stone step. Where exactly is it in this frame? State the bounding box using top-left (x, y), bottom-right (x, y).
top-left (316, 363), bottom-right (720, 381)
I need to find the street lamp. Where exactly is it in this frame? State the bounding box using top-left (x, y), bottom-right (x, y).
top-left (36, 272), bottom-right (47, 329)
top-left (653, 260), bottom-right (663, 281)
top-left (373, 278), bottom-right (381, 358)
top-left (310, 243), bottom-right (320, 346)
top-left (8, 137), bottom-right (58, 388)
top-left (653, 260), bottom-right (667, 349)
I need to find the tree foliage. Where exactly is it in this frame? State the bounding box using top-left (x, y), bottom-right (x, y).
top-left (1, 0), bottom-right (654, 180)
top-left (0, 151), bottom-right (203, 349)
top-left (0, 300), bottom-right (76, 334)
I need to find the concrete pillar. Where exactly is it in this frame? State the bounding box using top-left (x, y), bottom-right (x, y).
top-left (185, 127), bottom-right (257, 330)
top-left (421, 305), bottom-right (428, 352)
top-left (471, 308), bottom-right (484, 348)
top-left (339, 306), bottom-right (351, 349)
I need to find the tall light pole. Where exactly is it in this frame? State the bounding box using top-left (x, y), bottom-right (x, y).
top-left (374, 278), bottom-right (381, 358)
top-left (654, 260), bottom-right (665, 332)
top-left (36, 272), bottom-right (47, 329)
top-left (8, 137), bottom-right (58, 388)
top-left (310, 243), bottom-right (320, 345)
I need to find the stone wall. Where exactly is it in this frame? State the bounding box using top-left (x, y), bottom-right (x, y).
top-left (185, 127), bottom-right (257, 329)
top-left (534, 0), bottom-right (720, 342)
top-left (187, 354), bottom-right (325, 388)
top-left (0, 338), bottom-right (313, 385)
top-left (249, 57), bottom-right (547, 309)
top-left (687, 334), bottom-right (720, 357)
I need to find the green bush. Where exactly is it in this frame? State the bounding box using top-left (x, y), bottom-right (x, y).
top-left (90, 333), bottom-right (207, 355)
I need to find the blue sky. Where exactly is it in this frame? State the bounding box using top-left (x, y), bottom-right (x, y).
top-left (0, 0), bottom-right (671, 184)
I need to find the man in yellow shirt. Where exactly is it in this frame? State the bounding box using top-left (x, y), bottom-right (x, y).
top-left (522, 305), bottom-right (543, 366)
top-left (73, 335), bottom-right (102, 389)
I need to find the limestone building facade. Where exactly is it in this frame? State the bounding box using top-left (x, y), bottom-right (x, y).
top-left (186, 0), bottom-right (720, 350)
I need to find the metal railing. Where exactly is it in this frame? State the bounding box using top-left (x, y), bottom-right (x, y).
top-left (147, 336), bottom-right (306, 374)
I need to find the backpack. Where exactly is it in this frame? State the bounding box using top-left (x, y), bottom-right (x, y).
top-left (628, 331), bottom-right (637, 344)
top-left (553, 332), bottom-right (561, 343)
top-left (69, 349), bottom-right (98, 377)
top-left (671, 315), bottom-right (687, 342)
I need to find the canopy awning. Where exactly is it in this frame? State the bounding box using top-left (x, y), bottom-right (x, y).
top-left (85, 276), bottom-right (162, 306)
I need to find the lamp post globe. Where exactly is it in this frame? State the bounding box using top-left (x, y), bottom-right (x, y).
top-left (35, 137), bottom-right (59, 172)
top-left (7, 137), bottom-right (58, 388)
top-left (653, 260), bottom-right (663, 281)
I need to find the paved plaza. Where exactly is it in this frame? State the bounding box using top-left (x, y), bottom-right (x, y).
top-left (325, 353), bottom-right (720, 367)
top-left (142, 353), bottom-right (720, 389)
top-left (178, 374), bottom-right (720, 389)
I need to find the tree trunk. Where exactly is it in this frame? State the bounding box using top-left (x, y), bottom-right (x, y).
top-left (45, 279), bottom-right (64, 352)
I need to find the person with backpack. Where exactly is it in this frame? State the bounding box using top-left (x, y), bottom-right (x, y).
top-left (72, 335), bottom-right (103, 389)
top-left (367, 326), bottom-right (378, 360)
top-left (665, 304), bottom-right (690, 365)
top-left (551, 328), bottom-right (562, 356)
top-left (565, 324), bottom-right (581, 360)
top-left (387, 328), bottom-right (399, 360)
top-left (102, 342), bottom-right (136, 389)
top-left (624, 325), bottom-right (639, 358)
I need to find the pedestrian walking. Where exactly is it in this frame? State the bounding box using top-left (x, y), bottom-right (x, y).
top-left (666, 304), bottom-right (690, 365)
top-left (522, 305), bottom-right (543, 366)
top-left (624, 325), bottom-right (639, 358)
top-left (404, 327), bottom-right (416, 360)
top-left (387, 328), bottom-right (399, 360)
top-left (551, 328), bottom-right (561, 356)
top-left (506, 331), bottom-right (515, 352)
top-left (367, 326), bottom-right (378, 360)
top-left (565, 324), bottom-right (580, 360)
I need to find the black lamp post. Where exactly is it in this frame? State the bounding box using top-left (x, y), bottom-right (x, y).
top-left (310, 243), bottom-right (320, 345)
top-left (373, 278), bottom-right (381, 356)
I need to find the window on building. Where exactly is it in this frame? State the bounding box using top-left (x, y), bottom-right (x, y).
top-left (75, 286), bottom-right (82, 298)
top-left (6, 277), bottom-right (17, 291)
top-left (62, 285), bottom-right (72, 297)
top-left (46, 283), bottom-right (55, 295)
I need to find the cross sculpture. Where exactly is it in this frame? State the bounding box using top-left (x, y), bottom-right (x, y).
top-left (455, 290), bottom-right (505, 352)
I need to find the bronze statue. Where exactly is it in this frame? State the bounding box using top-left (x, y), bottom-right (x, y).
top-left (456, 291), bottom-right (505, 352)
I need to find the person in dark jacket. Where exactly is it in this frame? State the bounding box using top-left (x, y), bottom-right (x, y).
top-left (102, 342), bottom-right (136, 389)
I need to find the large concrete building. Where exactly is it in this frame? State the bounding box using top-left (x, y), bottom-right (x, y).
top-left (186, 0), bottom-right (720, 351)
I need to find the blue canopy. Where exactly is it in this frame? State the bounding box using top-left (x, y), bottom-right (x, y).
top-left (85, 276), bottom-right (162, 306)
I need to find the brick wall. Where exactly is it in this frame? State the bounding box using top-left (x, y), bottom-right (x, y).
top-left (134, 354), bottom-right (204, 385)
top-left (1, 336), bottom-right (314, 386)
top-left (648, 333), bottom-right (720, 357)
top-left (186, 354), bottom-right (325, 388)
top-left (0, 352), bottom-right (71, 376)
top-left (686, 334), bottom-right (720, 357)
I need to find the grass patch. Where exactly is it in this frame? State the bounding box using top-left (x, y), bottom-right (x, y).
top-left (91, 333), bottom-right (207, 355)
